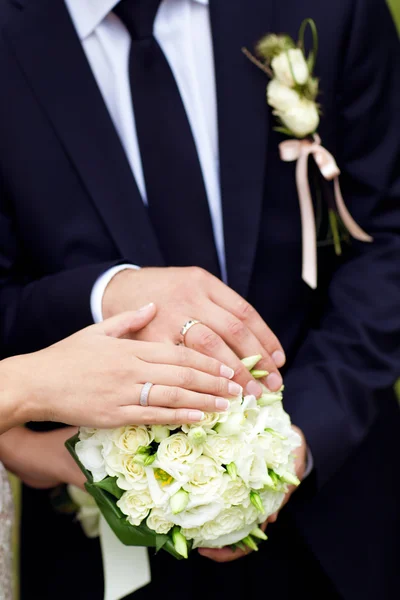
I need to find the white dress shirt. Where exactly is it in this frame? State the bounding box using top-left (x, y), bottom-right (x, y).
top-left (64, 0), bottom-right (226, 322)
top-left (65, 0), bottom-right (313, 481)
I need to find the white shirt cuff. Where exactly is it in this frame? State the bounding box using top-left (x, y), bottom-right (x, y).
top-left (303, 447), bottom-right (314, 480)
top-left (90, 264), bottom-right (140, 323)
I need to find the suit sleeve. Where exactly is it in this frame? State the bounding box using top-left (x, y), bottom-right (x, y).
top-left (0, 186), bottom-right (124, 355)
top-left (284, 0), bottom-right (400, 488)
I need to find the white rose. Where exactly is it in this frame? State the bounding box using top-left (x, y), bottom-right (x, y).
top-left (104, 450), bottom-right (148, 491)
top-left (271, 48), bottom-right (309, 87)
top-left (112, 426), bottom-right (154, 454)
top-left (183, 456), bottom-right (225, 499)
top-left (117, 488), bottom-right (154, 526)
top-left (267, 79), bottom-right (301, 112)
top-left (197, 506), bottom-right (246, 542)
top-left (222, 475), bottom-right (250, 508)
top-left (75, 436), bottom-right (108, 482)
top-left (203, 434), bottom-right (240, 465)
top-left (182, 412), bottom-right (220, 433)
top-left (146, 508), bottom-right (174, 534)
top-left (155, 432), bottom-right (202, 478)
top-left (278, 98), bottom-right (320, 138)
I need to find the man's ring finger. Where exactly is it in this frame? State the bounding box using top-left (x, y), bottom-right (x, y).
top-left (140, 382), bottom-right (154, 407)
top-left (180, 320), bottom-right (202, 345)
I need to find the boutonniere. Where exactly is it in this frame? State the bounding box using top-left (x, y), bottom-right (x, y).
top-left (243, 19), bottom-right (372, 289)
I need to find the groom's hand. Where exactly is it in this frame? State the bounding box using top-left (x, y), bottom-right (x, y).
top-left (102, 267), bottom-right (285, 394)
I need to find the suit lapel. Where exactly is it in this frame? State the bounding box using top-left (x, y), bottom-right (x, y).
top-left (210, 0), bottom-right (272, 296)
top-left (4, 0), bottom-right (164, 266)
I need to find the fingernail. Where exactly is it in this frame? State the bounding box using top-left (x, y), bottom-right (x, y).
top-left (272, 350), bottom-right (286, 368)
top-left (246, 380), bottom-right (263, 397)
top-left (220, 365), bottom-right (235, 379)
top-left (137, 302), bottom-right (155, 312)
top-left (266, 372), bottom-right (282, 391)
top-left (228, 381), bottom-right (242, 396)
top-left (215, 398), bottom-right (230, 411)
top-left (188, 410), bottom-right (204, 422)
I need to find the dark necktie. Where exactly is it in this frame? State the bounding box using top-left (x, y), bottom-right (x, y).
top-left (114, 0), bottom-right (221, 277)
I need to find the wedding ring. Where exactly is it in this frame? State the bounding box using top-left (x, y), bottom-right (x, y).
top-left (139, 382), bottom-right (153, 407)
top-left (180, 319), bottom-right (202, 345)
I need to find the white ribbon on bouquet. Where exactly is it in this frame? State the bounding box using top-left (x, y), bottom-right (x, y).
top-left (68, 485), bottom-right (151, 600)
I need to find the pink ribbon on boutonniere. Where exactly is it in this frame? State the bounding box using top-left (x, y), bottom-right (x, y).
top-left (279, 134), bottom-right (373, 289)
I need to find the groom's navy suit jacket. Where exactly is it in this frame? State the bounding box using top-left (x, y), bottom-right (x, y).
top-left (0, 0), bottom-right (399, 598)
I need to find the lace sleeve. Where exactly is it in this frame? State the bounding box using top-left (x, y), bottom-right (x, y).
top-left (0, 463), bottom-right (13, 600)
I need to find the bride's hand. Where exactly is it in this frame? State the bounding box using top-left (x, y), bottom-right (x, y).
top-left (4, 303), bottom-right (238, 430)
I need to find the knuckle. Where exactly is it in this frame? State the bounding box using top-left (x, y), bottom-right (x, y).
top-left (188, 266), bottom-right (207, 283)
top-left (217, 377), bottom-right (228, 395)
top-left (236, 299), bottom-right (255, 320)
top-left (198, 330), bottom-right (221, 353)
top-left (177, 367), bottom-right (195, 387)
top-left (165, 386), bottom-right (182, 405)
top-left (227, 319), bottom-right (247, 340)
top-left (175, 345), bottom-right (190, 365)
top-left (234, 363), bottom-right (250, 381)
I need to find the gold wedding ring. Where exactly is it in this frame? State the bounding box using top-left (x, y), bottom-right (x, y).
top-left (180, 319), bottom-right (202, 345)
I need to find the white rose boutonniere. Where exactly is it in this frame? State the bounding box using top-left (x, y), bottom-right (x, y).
top-left (243, 19), bottom-right (372, 289)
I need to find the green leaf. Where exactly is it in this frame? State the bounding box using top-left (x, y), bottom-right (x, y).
top-left (329, 210), bottom-right (342, 256)
top-left (298, 18), bottom-right (319, 75)
top-left (155, 534), bottom-right (170, 553)
top-left (93, 477), bottom-right (123, 500)
top-left (273, 126), bottom-right (293, 136)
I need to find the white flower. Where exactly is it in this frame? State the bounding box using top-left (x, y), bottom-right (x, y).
top-left (79, 427), bottom-right (98, 441)
top-left (235, 452), bottom-right (273, 490)
top-left (271, 48), bottom-right (309, 87)
top-left (203, 434), bottom-right (240, 465)
top-left (187, 427), bottom-right (207, 446)
top-left (117, 488), bottom-right (154, 526)
top-left (104, 451), bottom-right (147, 491)
top-left (75, 434), bottom-right (108, 482)
top-left (67, 485), bottom-right (100, 538)
top-left (112, 426), bottom-right (154, 454)
top-left (181, 526), bottom-right (202, 540)
top-left (267, 79), bottom-right (301, 112)
top-left (155, 432), bottom-right (202, 478)
top-left (169, 501), bottom-right (223, 529)
top-left (222, 475), bottom-right (250, 508)
top-left (198, 506), bottom-right (246, 542)
top-left (258, 489), bottom-right (285, 521)
top-left (151, 425), bottom-right (170, 443)
top-left (278, 98), bottom-right (320, 138)
top-left (182, 412), bottom-right (220, 433)
top-left (215, 411), bottom-right (245, 437)
top-left (183, 456), bottom-right (225, 499)
top-left (146, 508), bottom-right (174, 534)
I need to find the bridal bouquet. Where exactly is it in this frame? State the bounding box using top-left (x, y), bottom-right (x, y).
top-left (67, 356), bottom-right (301, 559)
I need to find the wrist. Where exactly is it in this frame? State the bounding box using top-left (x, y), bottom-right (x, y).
top-left (0, 356), bottom-right (36, 431)
top-left (0, 353), bottom-right (52, 427)
top-left (102, 267), bottom-right (141, 320)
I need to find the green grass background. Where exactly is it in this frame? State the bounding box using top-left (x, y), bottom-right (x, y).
top-left (8, 2), bottom-right (400, 599)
